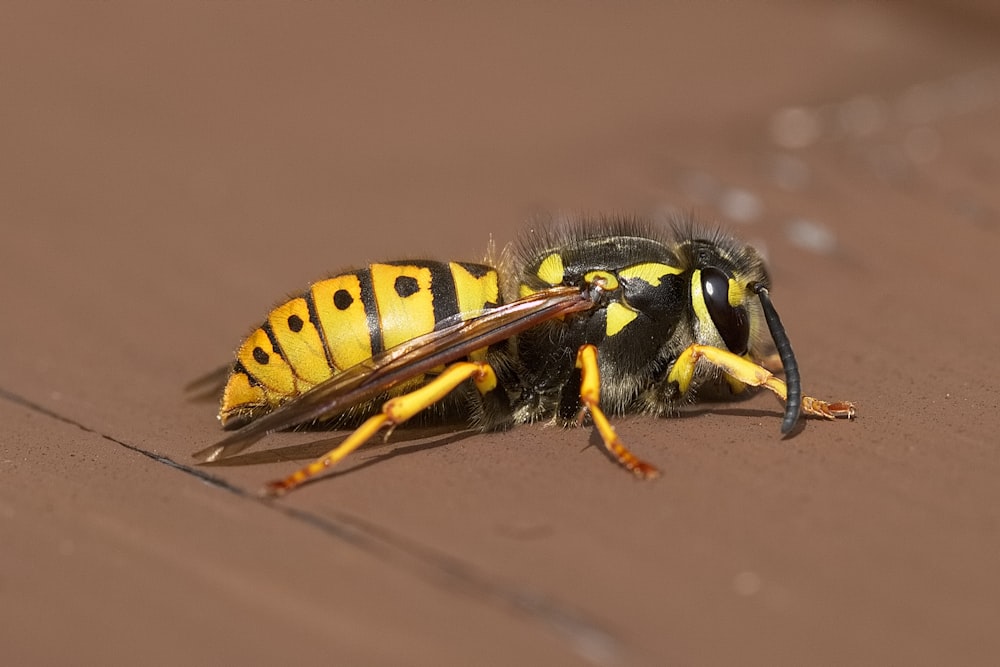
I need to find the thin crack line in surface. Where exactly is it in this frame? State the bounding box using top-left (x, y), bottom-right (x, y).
top-left (0, 387), bottom-right (623, 666)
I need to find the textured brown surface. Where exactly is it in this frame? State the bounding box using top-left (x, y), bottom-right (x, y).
top-left (3, 3), bottom-right (999, 666)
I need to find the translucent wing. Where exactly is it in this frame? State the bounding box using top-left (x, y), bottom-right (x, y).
top-left (184, 364), bottom-right (230, 393)
top-left (192, 285), bottom-right (595, 463)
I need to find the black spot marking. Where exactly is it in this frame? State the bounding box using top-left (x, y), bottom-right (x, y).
top-left (333, 289), bottom-right (354, 310)
top-left (287, 314), bottom-right (304, 332)
top-left (395, 275), bottom-right (420, 298)
top-left (252, 346), bottom-right (270, 365)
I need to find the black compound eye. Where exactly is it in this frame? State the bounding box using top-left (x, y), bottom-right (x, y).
top-left (701, 267), bottom-right (749, 355)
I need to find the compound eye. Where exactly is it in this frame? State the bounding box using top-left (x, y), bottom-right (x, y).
top-left (701, 267), bottom-right (749, 355)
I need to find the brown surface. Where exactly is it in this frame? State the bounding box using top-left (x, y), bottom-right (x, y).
top-left (3, 3), bottom-right (999, 665)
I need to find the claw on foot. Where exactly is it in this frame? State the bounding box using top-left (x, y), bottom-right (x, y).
top-left (802, 397), bottom-right (856, 420)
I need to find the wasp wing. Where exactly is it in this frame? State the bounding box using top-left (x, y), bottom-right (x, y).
top-left (184, 364), bottom-right (230, 393)
top-left (183, 364), bottom-right (233, 405)
top-left (192, 285), bottom-right (594, 463)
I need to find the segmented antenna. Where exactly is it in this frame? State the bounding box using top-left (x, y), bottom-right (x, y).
top-left (752, 284), bottom-right (801, 434)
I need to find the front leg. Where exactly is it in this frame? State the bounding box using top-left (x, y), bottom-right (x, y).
top-left (667, 344), bottom-right (855, 423)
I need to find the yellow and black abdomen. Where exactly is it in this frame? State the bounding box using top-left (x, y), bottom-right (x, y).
top-left (219, 260), bottom-right (500, 428)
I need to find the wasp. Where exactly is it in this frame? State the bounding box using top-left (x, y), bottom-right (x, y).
top-left (191, 215), bottom-right (854, 495)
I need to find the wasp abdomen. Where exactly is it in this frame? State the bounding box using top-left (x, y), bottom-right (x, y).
top-left (219, 260), bottom-right (499, 427)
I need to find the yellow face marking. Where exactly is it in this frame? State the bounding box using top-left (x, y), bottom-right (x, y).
top-left (519, 284), bottom-right (537, 299)
top-left (311, 273), bottom-right (373, 371)
top-left (449, 262), bottom-right (499, 319)
top-left (236, 328), bottom-right (296, 395)
top-left (584, 270), bottom-right (619, 291)
top-left (606, 302), bottom-right (638, 336)
top-left (267, 297), bottom-right (331, 386)
top-left (371, 263), bottom-right (435, 350)
top-left (690, 270), bottom-right (712, 331)
top-left (536, 252), bottom-right (565, 285)
top-left (728, 278), bottom-right (746, 307)
top-left (618, 262), bottom-right (682, 287)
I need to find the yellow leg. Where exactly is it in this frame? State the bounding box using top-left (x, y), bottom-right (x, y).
top-left (576, 344), bottom-right (660, 479)
top-left (263, 361), bottom-right (498, 496)
top-left (667, 344), bottom-right (855, 420)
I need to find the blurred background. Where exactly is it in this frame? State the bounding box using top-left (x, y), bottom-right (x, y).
top-left (2, 3), bottom-right (999, 665)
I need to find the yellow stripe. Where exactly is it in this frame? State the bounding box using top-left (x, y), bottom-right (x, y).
top-left (267, 297), bottom-right (331, 385)
top-left (236, 328), bottom-right (296, 395)
top-left (311, 273), bottom-right (373, 371)
top-left (727, 278), bottom-right (745, 307)
top-left (690, 270), bottom-right (712, 329)
top-left (606, 302), bottom-right (638, 336)
top-left (618, 262), bottom-right (682, 287)
top-left (584, 270), bottom-right (619, 291)
top-left (536, 253), bottom-right (565, 285)
top-left (219, 371), bottom-right (268, 425)
top-left (371, 264), bottom-right (435, 350)
top-left (449, 262), bottom-right (499, 318)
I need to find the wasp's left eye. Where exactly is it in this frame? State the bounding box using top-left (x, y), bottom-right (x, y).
top-left (702, 267), bottom-right (749, 355)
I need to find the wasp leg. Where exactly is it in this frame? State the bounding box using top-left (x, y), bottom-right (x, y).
top-left (668, 344), bottom-right (855, 421)
top-left (575, 344), bottom-right (661, 479)
top-left (263, 361), bottom-right (498, 496)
